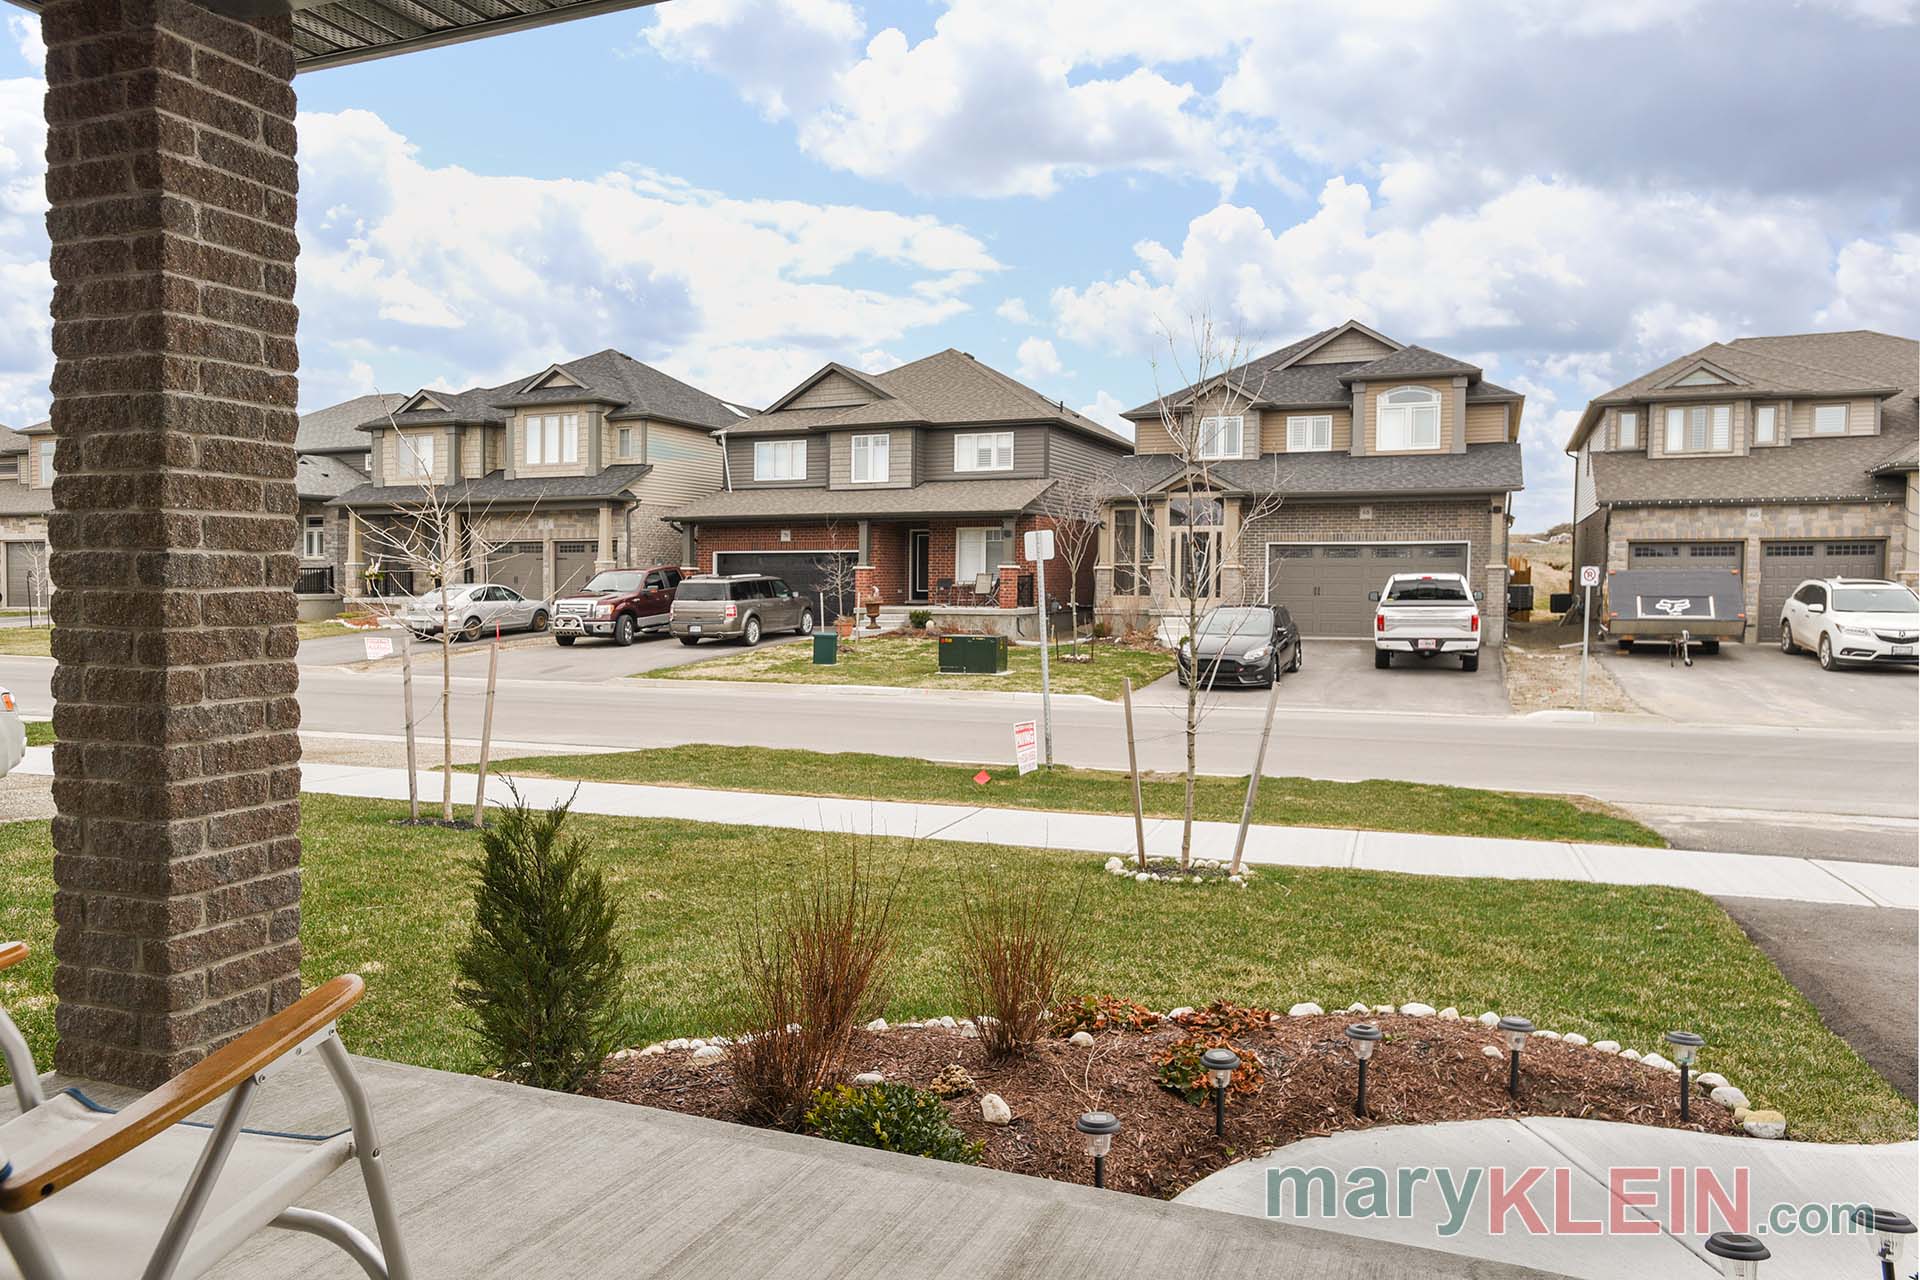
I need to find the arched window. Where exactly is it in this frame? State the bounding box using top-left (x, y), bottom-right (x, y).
top-left (1377, 386), bottom-right (1442, 451)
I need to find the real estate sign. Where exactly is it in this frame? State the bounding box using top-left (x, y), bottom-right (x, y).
top-left (1012, 720), bottom-right (1039, 775)
top-left (363, 634), bottom-right (393, 661)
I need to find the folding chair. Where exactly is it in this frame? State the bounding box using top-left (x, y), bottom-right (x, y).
top-left (0, 943), bottom-right (411, 1280)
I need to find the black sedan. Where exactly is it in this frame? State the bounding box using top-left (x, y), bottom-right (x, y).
top-left (1176, 605), bottom-right (1303, 688)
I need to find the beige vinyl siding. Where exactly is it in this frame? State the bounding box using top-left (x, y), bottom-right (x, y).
top-left (1362, 380), bottom-right (1454, 455)
top-left (636, 421), bottom-right (723, 506)
top-left (1132, 417), bottom-right (1177, 453)
top-left (1464, 402), bottom-right (1511, 445)
top-left (1258, 409), bottom-right (1351, 453)
top-left (828, 427), bottom-right (914, 490)
top-left (920, 426), bottom-right (1046, 481)
top-left (1047, 428), bottom-right (1126, 482)
top-left (382, 426), bottom-right (449, 485)
top-left (604, 417), bottom-right (644, 465)
top-left (513, 406), bottom-right (591, 478)
top-left (1295, 330), bottom-right (1396, 365)
top-left (459, 426), bottom-right (487, 479)
top-left (24, 440), bottom-right (46, 488)
top-left (787, 371), bottom-right (878, 411)
top-left (727, 433), bottom-right (829, 488)
top-left (1788, 397), bottom-right (1878, 439)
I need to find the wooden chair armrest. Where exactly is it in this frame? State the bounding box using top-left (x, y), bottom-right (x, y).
top-left (0, 941), bottom-right (26, 972)
top-left (0, 974), bottom-right (364, 1213)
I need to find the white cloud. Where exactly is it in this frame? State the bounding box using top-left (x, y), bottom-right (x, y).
top-left (995, 298), bottom-right (1034, 325)
top-left (293, 109), bottom-right (1001, 409)
top-left (0, 55), bottom-right (47, 429)
top-left (1077, 390), bottom-right (1133, 437)
top-left (1015, 336), bottom-right (1062, 382)
top-left (641, 0), bottom-right (861, 120)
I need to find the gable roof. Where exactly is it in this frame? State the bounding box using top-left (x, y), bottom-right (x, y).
top-left (1097, 442), bottom-right (1524, 502)
top-left (1591, 432), bottom-right (1907, 507)
top-left (362, 349), bottom-right (750, 434)
top-left (0, 426), bottom-right (30, 457)
top-left (298, 393), bottom-right (408, 453)
top-left (1566, 330), bottom-right (1916, 450)
top-left (1123, 321), bottom-right (1511, 418)
top-left (761, 363), bottom-right (897, 415)
top-left (739, 349), bottom-right (1131, 449)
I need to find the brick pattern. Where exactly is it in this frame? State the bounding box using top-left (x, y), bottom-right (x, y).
top-left (43, 0), bottom-right (303, 1087)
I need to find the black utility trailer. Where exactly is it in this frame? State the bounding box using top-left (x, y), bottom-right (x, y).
top-left (1603, 567), bottom-right (1746, 655)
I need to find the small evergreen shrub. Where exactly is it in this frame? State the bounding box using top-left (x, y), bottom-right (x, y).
top-left (1090, 621), bottom-right (1110, 639)
top-left (805, 1083), bottom-right (983, 1164)
top-left (453, 790), bottom-right (626, 1092)
top-left (908, 609), bottom-right (933, 630)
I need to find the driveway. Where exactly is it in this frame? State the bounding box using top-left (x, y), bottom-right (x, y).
top-left (1599, 639), bottom-right (1917, 729)
top-left (1135, 639), bottom-right (1511, 717)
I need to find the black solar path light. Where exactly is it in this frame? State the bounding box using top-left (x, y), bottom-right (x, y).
top-left (1496, 1016), bottom-right (1533, 1096)
top-left (1345, 1023), bottom-right (1382, 1117)
top-left (1852, 1206), bottom-right (1916, 1280)
top-left (1664, 1030), bottom-right (1704, 1122)
top-left (1076, 1111), bottom-right (1120, 1189)
top-left (1200, 1047), bottom-right (1240, 1136)
top-left (1704, 1231), bottom-right (1770, 1278)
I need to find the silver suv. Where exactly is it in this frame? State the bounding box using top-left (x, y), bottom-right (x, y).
top-left (671, 575), bottom-right (815, 647)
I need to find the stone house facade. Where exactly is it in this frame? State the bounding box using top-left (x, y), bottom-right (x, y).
top-left (1097, 321), bottom-right (1525, 641)
top-left (666, 349), bottom-right (1132, 625)
top-left (327, 349), bottom-right (744, 605)
top-left (0, 423), bottom-right (55, 610)
top-left (1568, 330), bottom-right (1918, 642)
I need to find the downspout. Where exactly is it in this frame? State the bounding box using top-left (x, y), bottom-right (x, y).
top-left (623, 503), bottom-right (633, 567)
top-left (718, 428), bottom-right (733, 491)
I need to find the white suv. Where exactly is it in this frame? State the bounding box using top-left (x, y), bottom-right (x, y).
top-left (1778, 578), bottom-right (1919, 671)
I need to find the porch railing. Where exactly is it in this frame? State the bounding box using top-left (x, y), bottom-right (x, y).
top-left (295, 565), bottom-right (336, 595)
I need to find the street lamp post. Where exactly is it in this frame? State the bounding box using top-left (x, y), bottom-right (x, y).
top-left (1345, 1023), bottom-right (1382, 1117)
top-left (1200, 1047), bottom-right (1240, 1137)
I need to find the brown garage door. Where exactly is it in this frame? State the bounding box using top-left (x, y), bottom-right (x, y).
top-left (551, 541), bottom-right (598, 600)
top-left (3, 542), bottom-right (47, 610)
top-left (1757, 539), bottom-right (1886, 640)
top-left (487, 541), bottom-right (544, 598)
top-left (1266, 542), bottom-right (1470, 637)
top-left (1628, 540), bottom-right (1746, 572)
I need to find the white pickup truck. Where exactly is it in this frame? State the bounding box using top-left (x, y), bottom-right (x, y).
top-left (1370, 572), bottom-right (1482, 671)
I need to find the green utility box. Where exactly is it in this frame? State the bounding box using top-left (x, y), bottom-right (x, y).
top-left (939, 633), bottom-right (1009, 674)
top-left (813, 632), bottom-right (839, 665)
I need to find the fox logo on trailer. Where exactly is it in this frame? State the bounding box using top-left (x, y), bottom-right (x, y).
top-left (1653, 598), bottom-right (1698, 616)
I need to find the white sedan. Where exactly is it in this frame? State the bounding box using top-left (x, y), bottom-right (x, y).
top-left (0, 686), bottom-right (25, 779)
top-left (1778, 578), bottom-right (1919, 671)
top-left (394, 583), bottom-right (551, 642)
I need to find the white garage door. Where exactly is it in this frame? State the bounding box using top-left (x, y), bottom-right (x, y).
top-left (1266, 542), bottom-right (1470, 637)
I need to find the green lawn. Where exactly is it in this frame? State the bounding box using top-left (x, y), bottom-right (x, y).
top-left (651, 634), bottom-right (1174, 700)
top-left (23, 721), bottom-right (52, 747)
top-left (476, 744), bottom-right (1664, 847)
top-left (0, 626), bottom-right (50, 657)
top-left (0, 797), bottom-right (1906, 1142)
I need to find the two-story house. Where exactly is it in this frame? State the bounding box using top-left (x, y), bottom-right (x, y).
top-left (1567, 329), bottom-right (1918, 642)
top-left (0, 421), bottom-right (54, 609)
top-left (664, 348), bottom-right (1133, 623)
top-left (1096, 320), bottom-right (1526, 641)
top-left (329, 349), bottom-right (745, 601)
top-left (295, 393), bottom-right (404, 617)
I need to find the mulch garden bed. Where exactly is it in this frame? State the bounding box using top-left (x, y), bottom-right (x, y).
top-left (590, 1001), bottom-right (1737, 1199)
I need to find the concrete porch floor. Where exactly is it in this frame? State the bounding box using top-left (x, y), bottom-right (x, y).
top-left (9, 1054), bottom-right (1554, 1279)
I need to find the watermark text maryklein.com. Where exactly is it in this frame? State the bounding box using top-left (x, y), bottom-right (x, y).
top-left (1266, 1165), bottom-right (1872, 1239)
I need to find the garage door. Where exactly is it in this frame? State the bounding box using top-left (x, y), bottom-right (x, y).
top-left (1265, 542), bottom-right (1470, 637)
top-left (551, 541), bottom-right (597, 599)
top-left (714, 550), bottom-right (857, 621)
top-left (487, 541), bottom-right (544, 598)
top-left (3, 542), bottom-right (47, 609)
top-left (1757, 539), bottom-right (1886, 640)
top-left (1628, 541), bottom-right (1746, 571)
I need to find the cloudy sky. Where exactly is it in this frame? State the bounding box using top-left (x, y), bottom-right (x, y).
top-left (1, 0), bottom-right (1916, 528)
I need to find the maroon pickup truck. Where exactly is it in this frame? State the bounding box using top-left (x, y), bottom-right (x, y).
top-left (551, 565), bottom-right (682, 646)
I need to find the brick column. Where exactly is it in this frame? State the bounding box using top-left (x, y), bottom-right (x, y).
top-left (854, 563), bottom-right (875, 619)
top-left (43, 0), bottom-right (303, 1087)
top-left (995, 563), bottom-right (1020, 610)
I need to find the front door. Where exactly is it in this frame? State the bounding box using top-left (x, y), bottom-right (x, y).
top-left (908, 529), bottom-right (931, 602)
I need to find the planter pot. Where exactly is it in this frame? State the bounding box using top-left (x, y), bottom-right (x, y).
top-left (836, 617), bottom-right (855, 639)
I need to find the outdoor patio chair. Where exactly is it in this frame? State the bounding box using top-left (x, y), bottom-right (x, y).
top-left (0, 942), bottom-right (412, 1280)
top-left (972, 572), bottom-right (995, 602)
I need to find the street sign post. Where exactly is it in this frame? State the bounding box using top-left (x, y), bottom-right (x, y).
top-left (1024, 528), bottom-right (1056, 767)
top-left (1578, 564), bottom-right (1601, 707)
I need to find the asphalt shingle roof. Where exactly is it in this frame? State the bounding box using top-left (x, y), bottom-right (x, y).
top-left (331, 464), bottom-right (654, 509)
top-left (361, 350), bottom-right (747, 434)
top-left (739, 350), bottom-right (1130, 449)
top-left (0, 481), bottom-right (52, 515)
top-left (1095, 443), bottom-right (1524, 501)
top-left (1339, 345), bottom-right (1481, 382)
top-left (297, 393), bottom-right (407, 453)
top-left (667, 477), bottom-right (1057, 522)
top-left (297, 451), bottom-right (370, 501)
top-left (1590, 432), bottom-right (1908, 506)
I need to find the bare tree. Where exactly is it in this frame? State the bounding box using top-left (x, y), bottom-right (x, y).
top-left (1117, 313), bottom-right (1285, 869)
top-left (1032, 473), bottom-right (1101, 660)
top-left (22, 541), bottom-right (49, 629)
top-left (811, 521), bottom-right (860, 632)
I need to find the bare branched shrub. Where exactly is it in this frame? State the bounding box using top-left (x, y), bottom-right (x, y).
top-left (730, 841), bottom-right (898, 1128)
top-left (953, 873), bottom-right (1082, 1062)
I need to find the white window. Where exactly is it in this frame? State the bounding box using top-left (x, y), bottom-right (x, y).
top-left (1813, 404), bottom-right (1848, 435)
top-left (525, 413), bottom-right (580, 465)
top-left (398, 432), bottom-right (435, 480)
top-left (1665, 405), bottom-right (1731, 452)
top-left (616, 427), bottom-right (635, 458)
top-left (1664, 406), bottom-right (1686, 453)
top-left (302, 516), bottom-right (325, 559)
top-left (1753, 404), bottom-right (1777, 445)
top-left (1617, 410), bottom-right (1638, 449)
top-left (35, 440), bottom-right (54, 487)
top-left (1195, 415), bottom-right (1243, 460)
top-left (850, 433), bottom-right (891, 483)
top-left (955, 526), bottom-right (1011, 582)
top-left (1377, 386), bottom-right (1442, 451)
top-left (754, 439), bottom-right (808, 481)
top-left (954, 432), bottom-right (1014, 472)
top-left (1286, 414), bottom-right (1333, 452)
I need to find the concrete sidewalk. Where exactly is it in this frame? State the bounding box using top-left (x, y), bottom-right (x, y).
top-left (1175, 1117), bottom-right (1920, 1280)
top-left (18, 747), bottom-right (1910, 909)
